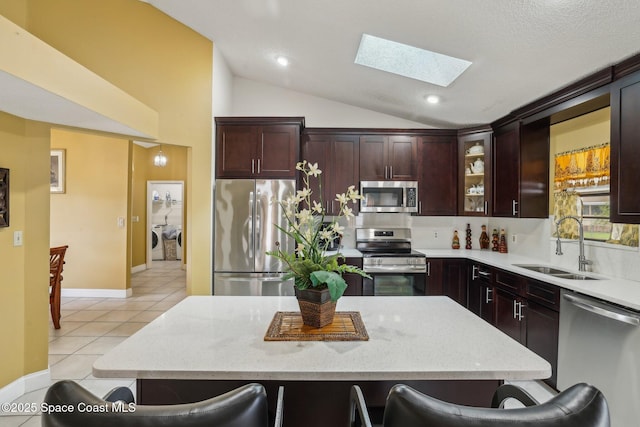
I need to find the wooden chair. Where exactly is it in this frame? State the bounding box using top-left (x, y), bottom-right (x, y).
top-left (50, 245), bottom-right (68, 329)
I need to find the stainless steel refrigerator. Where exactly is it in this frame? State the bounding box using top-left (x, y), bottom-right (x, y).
top-left (213, 179), bottom-right (296, 295)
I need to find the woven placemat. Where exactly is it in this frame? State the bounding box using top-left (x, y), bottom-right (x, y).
top-left (264, 311), bottom-right (369, 341)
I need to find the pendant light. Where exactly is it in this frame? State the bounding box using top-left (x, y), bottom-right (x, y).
top-left (154, 147), bottom-right (167, 167)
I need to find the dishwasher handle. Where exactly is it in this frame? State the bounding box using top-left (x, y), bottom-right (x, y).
top-left (563, 293), bottom-right (640, 326)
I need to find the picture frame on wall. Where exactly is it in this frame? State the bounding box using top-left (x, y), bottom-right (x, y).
top-left (50, 149), bottom-right (66, 193)
top-left (0, 167), bottom-right (9, 227)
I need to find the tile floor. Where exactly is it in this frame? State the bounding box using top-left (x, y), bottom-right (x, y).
top-left (1, 261), bottom-right (186, 427)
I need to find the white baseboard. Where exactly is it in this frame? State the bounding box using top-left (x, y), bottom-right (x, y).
top-left (131, 264), bottom-right (147, 274)
top-left (0, 368), bottom-right (50, 404)
top-left (61, 288), bottom-right (133, 298)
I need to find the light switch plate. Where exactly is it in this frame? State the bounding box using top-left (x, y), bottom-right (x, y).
top-left (13, 230), bottom-right (23, 246)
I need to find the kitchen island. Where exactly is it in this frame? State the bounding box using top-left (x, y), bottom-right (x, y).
top-left (94, 296), bottom-right (550, 426)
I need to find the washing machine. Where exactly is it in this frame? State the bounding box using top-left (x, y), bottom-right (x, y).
top-left (176, 227), bottom-right (183, 260)
top-left (151, 225), bottom-right (164, 260)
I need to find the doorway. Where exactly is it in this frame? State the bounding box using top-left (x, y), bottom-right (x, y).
top-left (147, 181), bottom-right (184, 268)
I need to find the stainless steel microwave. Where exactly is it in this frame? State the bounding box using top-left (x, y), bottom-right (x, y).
top-left (360, 181), bottom-right (418, 213)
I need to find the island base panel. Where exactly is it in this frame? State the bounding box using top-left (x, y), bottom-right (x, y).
top-left (137, 378), bottom-right (500, 427)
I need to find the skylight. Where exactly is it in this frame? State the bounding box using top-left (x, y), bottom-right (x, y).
top-left (354, 34), bottom-right (472, 87)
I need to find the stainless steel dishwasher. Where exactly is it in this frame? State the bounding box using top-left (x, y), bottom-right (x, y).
top-left (558, 289), bottom-right (640, 426)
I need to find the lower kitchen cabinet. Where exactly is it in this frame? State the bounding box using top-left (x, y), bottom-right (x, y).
top-left (341, 257), bottom-right (363, 296)
top-left (525, 300), bottom-right (559, 387)
top-left (494, 288), bottom-right (526, 344)
top-left (493, 270), bottom-right (559, 388)
top-left (426, 259), bottom-right (467, 306)
top-left (467, 263), bottom-right (494, 324)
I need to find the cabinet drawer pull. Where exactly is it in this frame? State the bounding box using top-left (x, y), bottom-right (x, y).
top-left (251, 159), bottom-right (255, 174)
top-left (426, 261), bottom-right (431, 277)
top-left (485, 288), bottom-right (492, 303)
top-left (512, 199), bottom-right (518, 216)
top-left (478, 270), bottom-right (491, 277)
top-left (257, 158), bottom-right (261, 174)
top-left (484, 201), bottom-right (488, 215)
top-left (389, 165), bottom-right (393, 179)
top-left (513, 300), bottom-right (525, 321)
top-left (472, 265), bottom-right (479, 280)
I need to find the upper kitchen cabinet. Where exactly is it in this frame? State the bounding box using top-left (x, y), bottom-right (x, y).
top-left (360, 134), bottom-right (417, 181)
top-left (301, 130), bottom-right (360, 215)
top-left (491, 119), bottom-right (549, 218)
top-left (215, 117), bottom-right (304, 179)
top-left (458, 128), bottom-right (492, 216)
top-left (417, 132), bottom-right (458, 215)
top-left (611, 70), bottom-right (640, 223)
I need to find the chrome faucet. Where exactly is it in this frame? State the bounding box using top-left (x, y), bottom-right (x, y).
top-left (555, 216), bottom-right (592, 272)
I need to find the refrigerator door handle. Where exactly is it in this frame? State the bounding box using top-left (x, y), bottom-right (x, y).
top-left (248, 191), bottom-right (255, 259)
top-left (255, 191), bottom-right (262, 256)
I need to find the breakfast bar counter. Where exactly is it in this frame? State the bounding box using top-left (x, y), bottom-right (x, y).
top-left (93, 296), bottom-right (550, 426)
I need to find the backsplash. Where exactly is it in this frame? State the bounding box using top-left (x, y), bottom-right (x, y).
top-left (337, 213), bottom-right (640, 283)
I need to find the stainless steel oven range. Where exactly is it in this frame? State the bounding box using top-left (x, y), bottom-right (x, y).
top-left (356, 228), bottom-right (427, 296)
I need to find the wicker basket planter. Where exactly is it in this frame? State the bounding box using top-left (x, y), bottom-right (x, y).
top-left (295, 287), bottom-right (337, 328)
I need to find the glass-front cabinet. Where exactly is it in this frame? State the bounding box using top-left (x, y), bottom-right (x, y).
top-left (458, 129), bottom-right (492, 216)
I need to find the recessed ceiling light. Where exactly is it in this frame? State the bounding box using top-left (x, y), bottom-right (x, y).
top-left (426, 95), bottom-right (440, 104)
top-left (354, 34), bottom-right (472, 87)
top-left (276, 56), bottom-right (289, 66)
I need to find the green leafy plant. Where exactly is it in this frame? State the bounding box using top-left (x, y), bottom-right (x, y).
top-left (267, 160), bottom-right (370, 301)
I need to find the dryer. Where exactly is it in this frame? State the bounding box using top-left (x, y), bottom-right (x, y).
top-left (151, 225), bottom-right (164, 260)
top-left (176, 227), bottom-right (183, 260)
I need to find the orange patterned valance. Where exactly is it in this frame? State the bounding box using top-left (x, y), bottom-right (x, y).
top-left (554, 143), bottom-right (609, 191)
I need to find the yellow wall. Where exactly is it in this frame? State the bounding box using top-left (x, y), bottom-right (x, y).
top-left (26, 0), bottom-right (213, 295)
top-left (0, 0), bottom-right (213, 389)
top-left (549, 107), bottom-right (611, 213)
top-left (131, 144), bottom-right (188, 268)
top-left (0, 112), bottom-right (50, 388)
top-left (50, 128), bottom-right (130, 291)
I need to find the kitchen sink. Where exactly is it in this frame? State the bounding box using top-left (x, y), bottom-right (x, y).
top-left (512, 264), bottom-right (573, 275)
top-left (512, 264), bottom-right (600, 280)
top-left (551, 273), bottom-right (599, 280)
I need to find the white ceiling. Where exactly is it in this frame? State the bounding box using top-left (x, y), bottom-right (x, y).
top-left (146, 0), bottom-right (640, 128)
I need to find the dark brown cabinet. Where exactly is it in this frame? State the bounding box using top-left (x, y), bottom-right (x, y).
top-left (493, 269), bottom-right (559, 388)
top-left (442, 259), bottom-right (468, 307)
top-left (301, 131), bottom-right (360, 215)
top-left (492, 123), bottom-right (521, 217)
top-left (360, 135), bottom-right (417, 181)
top-left (492, 120), bottom-right (549, 218)
top-left (215, 117), bottom-right (304, 179)
top-left (458, 129), bottom-right (492, 216)
top-left (468, 263), bottom-right (494, 324)
top-left (425, 259), bottom-right (467, 306)
top-left (417, 133), bottom-right (458, 215)
top-left (341, 257), bottom-right (364, 296)
top-left (611, 70), bottom-right (640, 223)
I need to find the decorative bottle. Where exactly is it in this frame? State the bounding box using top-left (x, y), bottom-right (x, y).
top-left (465, 223), bottom-right (472, 250)
top-left (452, 230), bottom-right (460, 249)
top-left (499, 228), bottom-right (508, 253)
top-left (491, 229), bottom-right (499, 252)
top-left (479, 225), bottom-right (490, 250)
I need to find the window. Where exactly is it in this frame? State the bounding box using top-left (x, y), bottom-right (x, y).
top-left (578, 189), bottom-right (611, 242)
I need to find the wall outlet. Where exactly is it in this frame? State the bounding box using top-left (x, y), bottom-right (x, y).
top-left (132, 216), bottom-right (140, 223)
top-left (434, 231), bottom-right (438, 239)
top-left (511, 234), bottom-right (517, 243)
top-left (117, 216), bottom-right (125, 228)
top-left (13, 230), bottom-right (23, 247)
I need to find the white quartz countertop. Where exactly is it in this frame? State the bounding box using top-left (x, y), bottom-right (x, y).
top-left (414, 248), bottom-right (640, 311)
top-left (93, 296), bottom-right (550, 382)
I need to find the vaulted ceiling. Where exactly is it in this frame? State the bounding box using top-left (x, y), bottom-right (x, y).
top-left (145, 0), bottom-right (640, 128)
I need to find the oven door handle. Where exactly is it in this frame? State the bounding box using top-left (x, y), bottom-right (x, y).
top-left (364, 266), bottom-right (426, 273)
